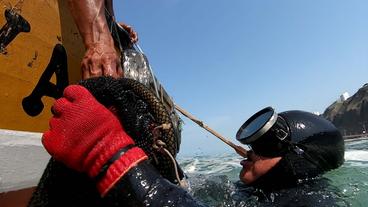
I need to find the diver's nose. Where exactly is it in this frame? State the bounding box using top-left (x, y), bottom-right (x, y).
top-left (248, 150), bottom-right (255, 159)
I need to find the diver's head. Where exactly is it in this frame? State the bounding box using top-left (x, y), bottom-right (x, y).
top-left (236, 107), bottom-right (345, 190)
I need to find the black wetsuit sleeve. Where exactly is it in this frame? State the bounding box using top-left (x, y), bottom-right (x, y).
top-left (104, 160), bottom-right (207, 207)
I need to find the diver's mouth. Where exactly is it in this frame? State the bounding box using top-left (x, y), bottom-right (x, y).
top-left (240, 160), bottom-right (247, 166)
top-left (240, 159), bottom-right (253, 171)
top-left (240, 159), bottom-right (252, 166)
top-left (240, 151), bottom-right (255, 166)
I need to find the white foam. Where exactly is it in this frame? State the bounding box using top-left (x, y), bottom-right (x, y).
top-left (345, 150), bottom-right (368, 162)
top-left (184, 158), bottom-right (199, 173)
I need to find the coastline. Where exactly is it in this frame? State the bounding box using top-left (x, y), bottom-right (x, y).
top-left (343, 134), bottom-right (368, 140)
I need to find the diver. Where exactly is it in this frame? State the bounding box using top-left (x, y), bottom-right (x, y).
top-left (39, 82), bottom-right (345, 206)
top-left (236, 106), bottom-right (345, 191)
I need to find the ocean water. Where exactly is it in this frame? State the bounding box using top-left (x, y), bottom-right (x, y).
top-left (178, 138), bottom-right (368, 207)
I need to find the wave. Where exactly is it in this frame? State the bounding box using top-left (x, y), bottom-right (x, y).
top-left (345, 150), bottom-right (368, 162)
top-left (179, 154), bottom-right (242, 178)
top-left (345, 138), bottom-right (368, 150)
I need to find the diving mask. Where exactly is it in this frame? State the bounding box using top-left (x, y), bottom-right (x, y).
top-left (236, 107), bottom-right (291, 157)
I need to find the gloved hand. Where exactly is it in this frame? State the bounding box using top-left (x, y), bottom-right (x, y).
top-left (42, 85), bottom-right (148, 196)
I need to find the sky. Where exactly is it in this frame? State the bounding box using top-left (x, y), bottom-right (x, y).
top-left (114, 0), bottom-right (368, 156)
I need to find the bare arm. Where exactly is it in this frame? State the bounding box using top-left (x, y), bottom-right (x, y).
top-left (67, 0), bottom-right (123, 79)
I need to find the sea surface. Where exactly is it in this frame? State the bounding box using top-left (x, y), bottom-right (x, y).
top-left (178, 138), bottom-right (368, 207)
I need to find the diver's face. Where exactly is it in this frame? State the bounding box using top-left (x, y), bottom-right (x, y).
top-left (239, 151), bottom-right (282, 184)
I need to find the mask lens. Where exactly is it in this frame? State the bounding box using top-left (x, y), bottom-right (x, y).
top-left (236, 107), bottom-right (277, 144)
top-left (237, 107), bottom-right (290, 157)
top-left (239, 110), bottom-right (274, 139)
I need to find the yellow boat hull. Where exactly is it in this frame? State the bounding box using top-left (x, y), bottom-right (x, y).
top-left (0, 0), bottom-right (84, 132)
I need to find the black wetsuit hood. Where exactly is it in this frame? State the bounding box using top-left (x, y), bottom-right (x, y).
top-left (252, 110), bottom-right (345, 191)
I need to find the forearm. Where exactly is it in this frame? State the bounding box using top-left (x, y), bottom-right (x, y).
top-left (67, 0), bottom-right (113, 48)
top-left (107, 161), bottom-right (207, 207)
top-left (67, 0), bottom-right (122, 79)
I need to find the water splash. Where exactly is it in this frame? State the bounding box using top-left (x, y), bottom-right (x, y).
top-left (178, 138), bottom-right (368, 206)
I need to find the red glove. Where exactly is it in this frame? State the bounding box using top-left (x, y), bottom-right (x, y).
top-left (42, 85), bottom-right (148, 196)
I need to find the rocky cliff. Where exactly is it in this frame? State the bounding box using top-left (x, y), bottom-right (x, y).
top-left (323, 83), bottom-right (368, 136)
